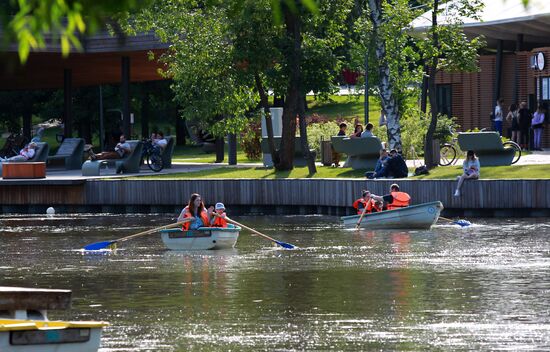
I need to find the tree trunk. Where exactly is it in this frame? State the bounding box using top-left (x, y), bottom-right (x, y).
top-left (215, 136), bottom-right (224, 163)
top-left (282, 1), bottom-right (316, 174)
top-left (255, 73), bottom-right (280, 167)
top-left (368, 0), bottom-right (402, 151)
top-left (141, 83), bottom-right (150, 139)
top-left (420, 63), bottom-right (429, 114)
top-left (424, 0), bottom-right (440, 168)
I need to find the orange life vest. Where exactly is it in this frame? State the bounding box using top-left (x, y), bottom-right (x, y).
top-left (212, 213), bottom-right (228, 227)
top-left (353, 198), bottom-right (369, 214)
top-left (387, 191), bottom-right (411, 210)
top-left (370, 199), bottom-right (382, 212)
top-left (181, 206), bottom-right (210, 230)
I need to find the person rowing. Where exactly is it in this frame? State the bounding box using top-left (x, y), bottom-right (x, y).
top-left (370, 183), bottom-right (410, 210)
top-left (352, 190), bottom-right (381, 215)
top-left (177, 193), bottom-right (211, 230)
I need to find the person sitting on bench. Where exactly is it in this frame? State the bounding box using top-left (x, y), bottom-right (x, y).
top-left (89, 134), bottom-right (131, 160)
top-left (0, 142), bottom-right (37, 162)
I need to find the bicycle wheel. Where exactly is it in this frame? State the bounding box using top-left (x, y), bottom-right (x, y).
top-left (147, 152), bottom-right (164, 172)
top-left (439, 144), bottom-right (457, 166)
top-left (503, 141), bottom-right (521, 164)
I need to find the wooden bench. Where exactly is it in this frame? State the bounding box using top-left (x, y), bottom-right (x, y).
top-left (260, 136), bottom-right (317, 167)
top-left (47, 138), bottom-right (85, 170)
top-left (2, 162), bottom-right (46, 179)
top-left (331, 136), bottom-right (383, 170)
top-left (457, 132), bottom-right (515, 166)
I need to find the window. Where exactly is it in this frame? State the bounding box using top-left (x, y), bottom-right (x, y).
top-left (541, 77), bottom-right (550, 100)
top-left (436, 84), bottom-right (452, 117)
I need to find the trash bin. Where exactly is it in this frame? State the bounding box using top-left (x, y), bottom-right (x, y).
top-left (321, 140), bottom-right (333, 166)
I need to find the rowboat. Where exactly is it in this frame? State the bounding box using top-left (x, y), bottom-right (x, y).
top-left (0, 287), bottom-right (108, 352)
top-left (340, 201), bottom-right (444, 229)
top-left (160, 225), bottom-right (241, 250)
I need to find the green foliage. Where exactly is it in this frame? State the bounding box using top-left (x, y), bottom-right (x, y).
top-left (305, 120), bottom-right (341, 157)
top-left (2, 0), bottom-right (148, 63)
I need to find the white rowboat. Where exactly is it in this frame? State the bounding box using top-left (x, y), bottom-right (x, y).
top-left (340, 201), bottom-right (444, 229)
top-left (160, 225), bottom-right (240, 250)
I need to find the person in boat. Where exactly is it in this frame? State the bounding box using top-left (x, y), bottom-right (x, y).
top-left (370, 183), bottom-right (411, 210)
top-left (209, 202), bottom-right (228, 227)
top-left (352, 190), bottom-right (381, 214)
top-left (177, 193), bottom-right (211, 230)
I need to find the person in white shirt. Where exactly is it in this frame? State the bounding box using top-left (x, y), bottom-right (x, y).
top-left (89, 134), bottom-right (131, 160)
top-left (0, 142), bottom-right (37, 162)
top-left (153, 131), bottom-right (168, 152)
top-left (493, 98), bottom-right (504, 136)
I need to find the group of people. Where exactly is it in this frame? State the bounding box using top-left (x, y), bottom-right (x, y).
top-left (353, 184), bottom-right (411, 214)
top-left (177, 193), bottom-right (229, 230)
top-left (367, 148), bottom-right (408, 179)
top-left (331, 122), bottom-right (377, 167)
top-left (494, 99), bottom-right (545, 151)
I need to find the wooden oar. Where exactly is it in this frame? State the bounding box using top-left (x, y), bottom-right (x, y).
top-left (355, 206), bottom-right (368, 230)
top-left (222, 215), bottom-right (295, 249)
top-left (439, 216), bottom-right (471, 227)
top-left (83, 219), bottom-right (192, 251)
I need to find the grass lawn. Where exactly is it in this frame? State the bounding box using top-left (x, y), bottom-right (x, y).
top-left (172, 145), bottom-right (261, 164)
top-left (129, 163), bottom-right (550, 180)
top-left (306, 95), bottom-right (379, 120)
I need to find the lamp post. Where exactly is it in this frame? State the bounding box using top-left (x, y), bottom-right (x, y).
top-left (364, 52), bottom-right (369, 125)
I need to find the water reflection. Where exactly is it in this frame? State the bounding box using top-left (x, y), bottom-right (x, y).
top-left (1, 214), bottom-right (550, 350)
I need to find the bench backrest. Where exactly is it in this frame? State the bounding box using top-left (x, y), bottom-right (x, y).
top-left (331, 136), bottom-right (383, 156)
top-left (161, 136), bottom-right (175, 168)
top-left (54, 138), bottom-right (84, 157)
top-left (28, 142), bottom-right (49, 162)
top-left (457, 132), bottom-right (504, 152)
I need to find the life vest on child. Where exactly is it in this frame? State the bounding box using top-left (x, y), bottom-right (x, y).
top-left (181, 206), bottom-right (210, 230)
top-left (387, 191), bottom-right (411, 210)
top-left (212, 213), bottom-right (228, 227)
top-left (353, 198), bottom-right (368, 214)
top-left (370, 199), bottom-right (382, 212)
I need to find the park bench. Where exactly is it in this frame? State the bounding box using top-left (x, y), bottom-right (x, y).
top-left (161, 136), bottom-right (176, 168)
top-left (457, 132), bottom-right (516, 166)
top-left (331, 136), bottom-right (383, 170)
top-left (47, 137), bottom-right (85, 170)
top-left (260, 136), bottom-right (317, 167)
top-left (81, 140), bottom-right (143, 175)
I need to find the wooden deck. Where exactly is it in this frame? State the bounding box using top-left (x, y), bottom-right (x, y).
top-left (1, 178), bottom-right (549, 216)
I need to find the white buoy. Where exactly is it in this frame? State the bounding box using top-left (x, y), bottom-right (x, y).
top-left (46, 207), bottom-right (55, 215)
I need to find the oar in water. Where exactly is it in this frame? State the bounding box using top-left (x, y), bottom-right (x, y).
top-left (355, 206), bottom-right (368, 230)
top-left (222, 215), bottom-right (296, 249)
top-left (83, 219), bottom-right (192, 251)
top-left (439, 216), bottom-right (471, 227)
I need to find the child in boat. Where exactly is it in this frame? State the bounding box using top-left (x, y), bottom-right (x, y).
top-left (210, 202), bottom-right (228, 228)
top-left (353, 190), bottom-right (374, 214)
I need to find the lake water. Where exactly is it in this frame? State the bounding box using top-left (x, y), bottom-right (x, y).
top-left (1, 214), bottom-right (550, 351)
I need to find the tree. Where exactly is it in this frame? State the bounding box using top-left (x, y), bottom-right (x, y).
top-left (126, 0), bottom-right (351, 172)
top-left (420, 0), bottom-right (484, 167)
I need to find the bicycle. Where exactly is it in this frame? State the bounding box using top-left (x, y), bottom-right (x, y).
top-left (141, 139), bottom-right (164, 172)
top-left (439, 127), bottom-right (521, 166)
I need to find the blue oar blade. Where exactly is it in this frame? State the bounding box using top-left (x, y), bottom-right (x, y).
top-left (276, 241), bottom-right (295, 249)
top-left (83, 240), bottom-right (115, 251)
top-left (454, 220), bottom-right (471, 227)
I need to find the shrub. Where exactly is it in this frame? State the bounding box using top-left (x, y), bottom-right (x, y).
top-left (240, 118), bottom-right (261, 160)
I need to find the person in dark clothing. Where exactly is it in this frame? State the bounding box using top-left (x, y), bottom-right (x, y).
top-left (518, 101), bottom-right (531, 150)
top-left (371, 149), bottom-right (408, 178)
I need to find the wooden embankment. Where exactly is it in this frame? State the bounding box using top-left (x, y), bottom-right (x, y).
top-left (1, 179), bottom-right (549, 216)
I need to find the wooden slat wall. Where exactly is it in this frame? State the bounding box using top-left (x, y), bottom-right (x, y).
top-left (0, 185), bottom-right (84, 205)
top-left (83, 179), bottom-right (550, 210)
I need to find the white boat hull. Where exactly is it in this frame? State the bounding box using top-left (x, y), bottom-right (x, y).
top-left (340, 201), bottom-right (443, 229)
top-left (0, 321), bottom-right (104, 352)
top-left (160, 226), bottom-right (240, 250)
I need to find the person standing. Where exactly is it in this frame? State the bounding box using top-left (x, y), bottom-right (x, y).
top-left (518, 101), bottom-right (531, 150)
top-left (506, 103), bottom-right (520, 144)
top-left (454, 150), bottom-right (480, 197)
top-left (531, 104), bottom-right (545, 151)
top-left (494, 98), bottom-right (504, 136)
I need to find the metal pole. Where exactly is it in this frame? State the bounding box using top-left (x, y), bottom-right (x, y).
top-left (364, 52), bottom-right (369, 124)
top-left (99, 85), bottom-right (104, 151)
